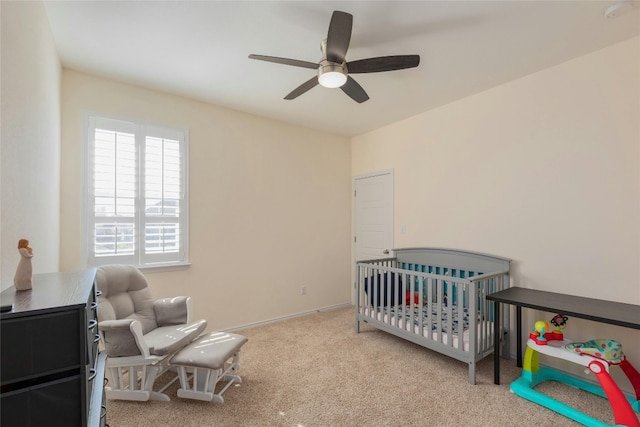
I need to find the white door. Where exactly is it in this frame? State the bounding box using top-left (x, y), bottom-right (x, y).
top-left (354, 170), bottom-right (394, 263)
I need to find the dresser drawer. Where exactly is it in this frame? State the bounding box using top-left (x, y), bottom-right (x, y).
top-left (1, 374), bottom-right (82, 427)
top-left (1, 311), bottom-right (82, 383)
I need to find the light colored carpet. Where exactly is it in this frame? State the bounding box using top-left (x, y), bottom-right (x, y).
top-left (105, 306), bottom-right (633, 426)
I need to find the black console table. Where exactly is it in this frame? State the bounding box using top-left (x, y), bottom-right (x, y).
top-left (487, 287), bottom-right (640, 385)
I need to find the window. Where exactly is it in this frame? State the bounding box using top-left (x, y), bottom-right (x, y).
top-left (83, 114), bottom-right (188, 269)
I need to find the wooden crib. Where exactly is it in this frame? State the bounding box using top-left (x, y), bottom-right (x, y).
top-left (355, 247), bottom-right (511, 384)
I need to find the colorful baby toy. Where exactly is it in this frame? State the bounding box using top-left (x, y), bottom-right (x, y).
top-left (529, 314), bottom-right (568, 345)
top-left (511, 314), bottom-right (640, 427)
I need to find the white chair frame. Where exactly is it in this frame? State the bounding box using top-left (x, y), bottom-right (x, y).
top-left (174, 351), bottom-right (243, 403)
top-left (100, 301), bottom-right (196, 401)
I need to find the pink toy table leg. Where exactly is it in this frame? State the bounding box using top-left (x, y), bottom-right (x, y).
top-left (589, 360), bottom-right (640, 427)
top-left (620, 359), bottom-right (640, 401)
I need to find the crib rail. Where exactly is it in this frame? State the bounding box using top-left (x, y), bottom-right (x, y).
top-left (355, 256), bottom-right (510, 384)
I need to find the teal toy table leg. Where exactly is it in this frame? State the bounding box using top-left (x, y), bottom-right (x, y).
top-left (511, 345), bottom-right (640, 427)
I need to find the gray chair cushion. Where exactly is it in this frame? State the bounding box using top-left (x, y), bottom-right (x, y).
top-left (97, 265), bottom-right (158, 334)
top-left (170, 332), bottom-right (248, 369)
top-left (154, 296), bottom-right (189, 326)
top-left (144, 319), bottom-right (207, 356)
top-left (99, 319), bottom-right (142, 357)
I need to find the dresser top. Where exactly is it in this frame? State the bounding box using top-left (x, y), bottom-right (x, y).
top-left (1, 269), bottom-right (97, 318)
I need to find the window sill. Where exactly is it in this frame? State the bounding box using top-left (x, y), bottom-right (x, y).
top-left (137, 262), bottom-right (191, 274)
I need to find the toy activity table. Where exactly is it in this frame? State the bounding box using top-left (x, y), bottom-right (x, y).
top-left (487, 287), bottom-right (640, 385)
top-left (488, 288), bottom-right (640, 426)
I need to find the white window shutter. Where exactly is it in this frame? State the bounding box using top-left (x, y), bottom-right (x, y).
top-left (84, 114), bottom-right (188, 268)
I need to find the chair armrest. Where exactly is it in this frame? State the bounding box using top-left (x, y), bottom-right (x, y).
top-left (99, 319), bottom-right (150, 358)
top-left (154, 296), bottom-right (191, 326)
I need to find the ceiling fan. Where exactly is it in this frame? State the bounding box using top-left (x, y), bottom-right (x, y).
top-left (248, 10), bottom-right (420, 103)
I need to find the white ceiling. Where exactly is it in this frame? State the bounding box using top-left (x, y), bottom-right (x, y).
top-left (43, 1), bottom-right (639, 137)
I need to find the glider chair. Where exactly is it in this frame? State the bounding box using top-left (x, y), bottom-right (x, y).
top-left (96, 264), bottom-right (207, 402)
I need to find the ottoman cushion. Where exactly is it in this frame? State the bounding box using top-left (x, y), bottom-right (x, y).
top-left (170, 331), bottom-right (248, 370)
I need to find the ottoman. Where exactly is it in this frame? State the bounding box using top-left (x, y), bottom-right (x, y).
top-left (170, 331), bottom-right (248, 402)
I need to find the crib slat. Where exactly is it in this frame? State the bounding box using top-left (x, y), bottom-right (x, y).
top-left (445, 280), bottom-right (453, 347)
top-left (415, 272), bottom-right (420, 329)
top-left (436, 278), bottom-right (443, 344)
top-left (469, 277), bottom-right (478, 356)
top-left (401, 272), bottom-right (408, 329)
top-left (373, 269), bottom-right (379, 311)
top-left (394, 270), bottom-right (400, 324)
top-left (458, 279), bottom-right (464, 348)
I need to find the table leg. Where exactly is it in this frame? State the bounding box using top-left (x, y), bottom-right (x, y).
top-left (493, 300), bottom-right (501, 385)
top-left (516, 305), bottom-right (522, 368)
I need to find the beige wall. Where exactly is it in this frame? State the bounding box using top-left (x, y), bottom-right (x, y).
top-left (0, 1), bottom-right (61, 290)
top-left (353, 36), bottom-right (640, 366)
top-left (60, 70), bottom-right (352, 330)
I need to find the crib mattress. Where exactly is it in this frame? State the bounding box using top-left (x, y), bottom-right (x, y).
top-left (360, 307), bottom-right (494, 352)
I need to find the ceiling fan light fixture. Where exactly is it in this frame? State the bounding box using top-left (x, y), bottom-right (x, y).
top-left (318, 61), bottom-right (347, 88)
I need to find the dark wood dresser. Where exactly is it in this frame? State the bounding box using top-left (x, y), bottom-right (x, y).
top-left (0, 269), bottom-right (107, 426)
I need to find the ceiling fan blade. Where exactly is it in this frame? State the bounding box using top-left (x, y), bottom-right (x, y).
top-left (284, 76), bottom-right (319, 100)
top-left (341, 76), bottom-right (369, 103)
top-left (325, 11), bottom-right (353, 63)
top-left (248, 54), bottom-right (318, 69)
top-left (347, 55), bottom-right (420, 74)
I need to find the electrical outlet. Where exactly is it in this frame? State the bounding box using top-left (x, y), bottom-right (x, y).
top-left (300, 286), bottom-right (307, 295)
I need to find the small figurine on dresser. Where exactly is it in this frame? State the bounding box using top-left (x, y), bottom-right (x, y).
top-left (14, 239), bottom-right (33, 291)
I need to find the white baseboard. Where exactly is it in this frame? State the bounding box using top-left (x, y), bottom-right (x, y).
top-left (225, 302), bottom-right (353, 333)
